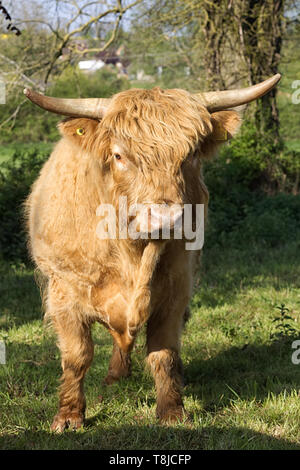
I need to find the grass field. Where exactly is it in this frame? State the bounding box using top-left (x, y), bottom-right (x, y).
top-left (0, 239), bottom-right (300, 450)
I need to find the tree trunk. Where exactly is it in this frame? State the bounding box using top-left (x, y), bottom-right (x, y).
top-left (237, 0), bottom-right (284, 190)
top-left (203, 0), bottom-right (227, 90)
top-left (239, 0), bottom-right (283, 143)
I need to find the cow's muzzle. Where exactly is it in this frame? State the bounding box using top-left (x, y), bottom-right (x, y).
top-left (132, 203), bottom-right (183, 240)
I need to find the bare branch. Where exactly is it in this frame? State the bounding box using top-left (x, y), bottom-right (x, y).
top-left (0, 53), bottom-right (39, 89)
top-left (0, 98), bottom-right (27, 130)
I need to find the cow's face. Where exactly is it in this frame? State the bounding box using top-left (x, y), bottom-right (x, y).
top-left (59, 88), bottom-right (241, 239)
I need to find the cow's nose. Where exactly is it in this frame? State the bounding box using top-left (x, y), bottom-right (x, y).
top-left (150, 204), bottom-right (183, 230)
top-left (135, 203), bottom-right (183, 238)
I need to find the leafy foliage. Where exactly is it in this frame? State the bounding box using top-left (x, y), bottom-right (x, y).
top-left (270, 304), bottom-right (299, 342)
top-left (203, 125), bottom-right (300, 249)
top-left (0, 144), bottom-right (51, 263)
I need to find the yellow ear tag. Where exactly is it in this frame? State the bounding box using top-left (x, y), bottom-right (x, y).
top-left (214, 122), bottom-right (228, 141)
top-left (76, 127), bottom-right (85, 136)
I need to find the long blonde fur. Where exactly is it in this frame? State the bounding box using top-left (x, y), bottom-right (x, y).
top-left (25, 86), bottom-right (241, 430)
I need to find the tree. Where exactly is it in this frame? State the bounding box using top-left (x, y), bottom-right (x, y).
top-left (233, 0), bottom-right (284, 143)
top-left (0, 0), bottom-right (141, 131)
top-left (133, 0), bottom-right (292, 191)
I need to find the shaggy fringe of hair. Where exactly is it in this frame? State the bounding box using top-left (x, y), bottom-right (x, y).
top-left (95, 87), bottom-right (213, 171)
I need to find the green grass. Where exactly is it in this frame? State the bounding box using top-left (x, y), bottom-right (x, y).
top-left (0, 240), bottom-right (300, 450)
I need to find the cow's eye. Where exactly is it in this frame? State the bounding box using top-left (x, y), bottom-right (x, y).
top-left (113, 152), bottom-right (128, 170)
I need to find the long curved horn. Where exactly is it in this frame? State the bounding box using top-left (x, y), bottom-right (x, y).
top-left (23, 88), bottom-right (111, 118)
top-left (197, 74), bottom-right (281, 112)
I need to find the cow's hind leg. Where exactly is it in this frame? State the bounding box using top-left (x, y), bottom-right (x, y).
top-left (104, 339), bottom-right (132, 385)
top-left (146, 311), bottom-right (185, 424)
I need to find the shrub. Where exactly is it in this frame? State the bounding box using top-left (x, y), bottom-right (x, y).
top-left (205, 120), bottom-right (300, 194)
top-left (203, 119), bottom-right (300, 249)
top-left (0, 144), bottom-right (50, 263)
top-left (205, 181), bottom-right (300, 249)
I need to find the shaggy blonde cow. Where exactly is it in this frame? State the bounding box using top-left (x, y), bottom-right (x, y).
top-left (24, 75), bottom-right (280, 432)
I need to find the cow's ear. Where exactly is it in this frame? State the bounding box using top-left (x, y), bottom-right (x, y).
top-left (211, 110), bottom-right (241, 140)
top-left (201, 110), bottom-right (242, 158)
top-left (58, 117), bottom-right (100, 150)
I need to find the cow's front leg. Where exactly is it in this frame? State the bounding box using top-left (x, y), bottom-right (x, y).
top-left (50, 311), bottom-right (94, 432)
top-left (146, 310), bottom-right (185, 424)
top-left (104, 339), bottom-right (132, 385)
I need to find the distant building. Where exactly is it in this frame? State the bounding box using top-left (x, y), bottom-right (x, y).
top-left (76, 45), bottom-right (129, 76)
top-left (60, 40), bottom-right (144, 79)
top-left (78, 59), bottom-right (105, 72)
top-left (136, 70), bottom-right (155, 83)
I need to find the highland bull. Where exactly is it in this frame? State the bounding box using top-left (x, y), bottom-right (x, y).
top-left (24, 74), bottom-right (281, 431)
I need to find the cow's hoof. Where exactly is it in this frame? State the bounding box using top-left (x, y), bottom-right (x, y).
top-left (103, 371), bottom-right (131, 385)
top-left (103, 374), bottom-right (119, 385)
top-left (50, 411), bottom-right (84, 433)
top-left (157, 406), bottom-right (186, 425)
